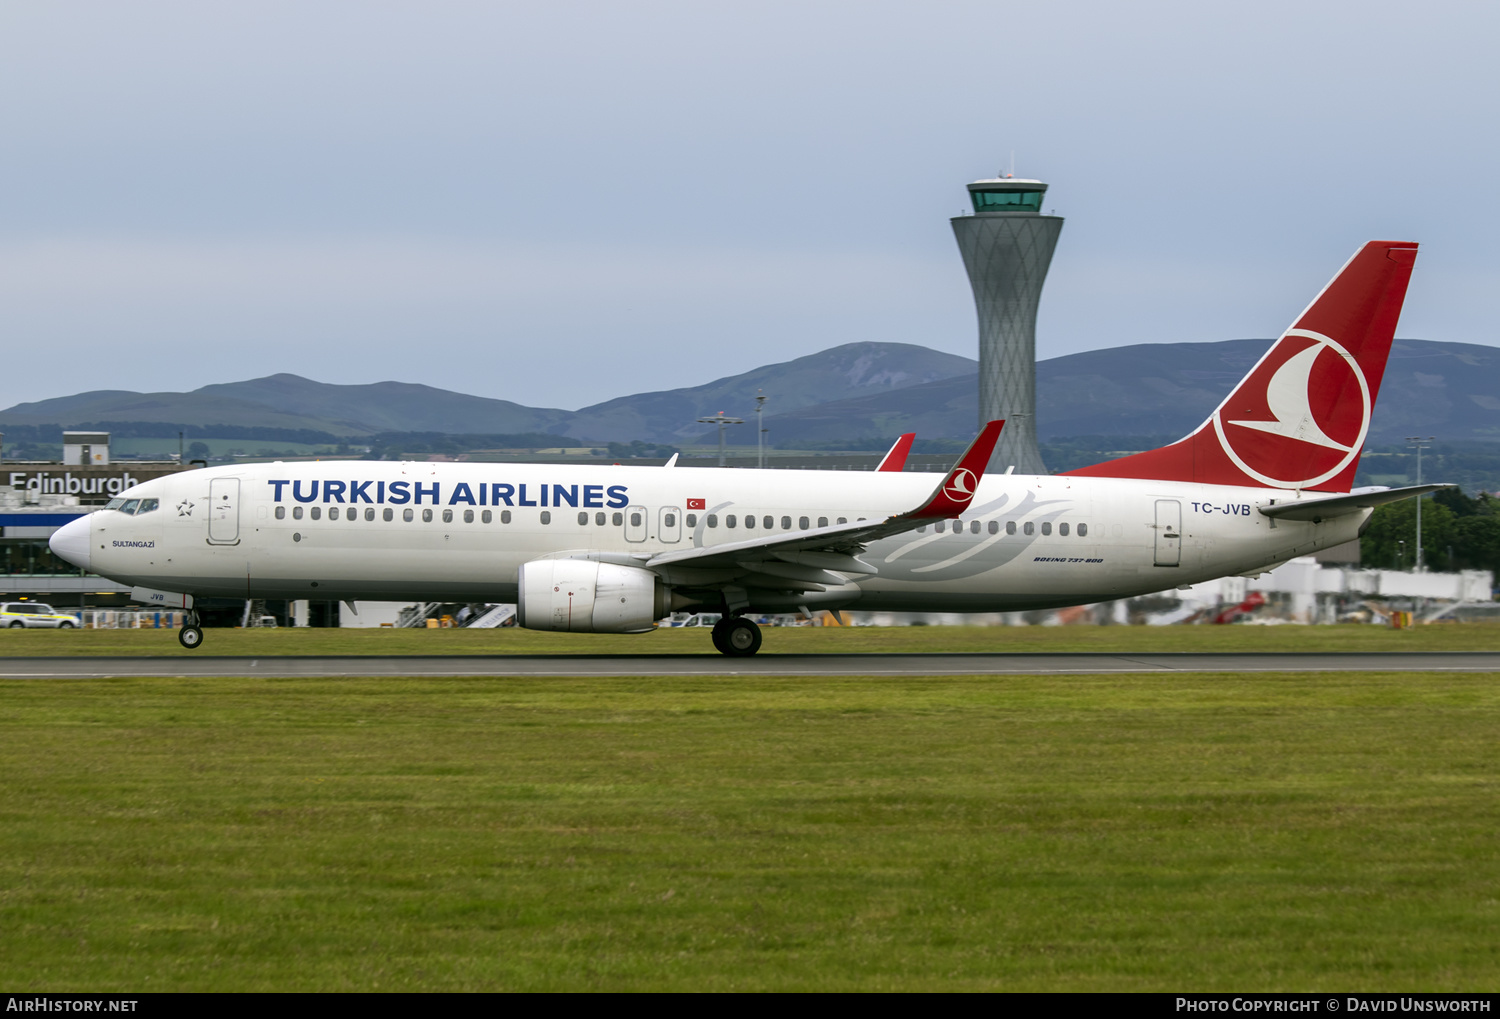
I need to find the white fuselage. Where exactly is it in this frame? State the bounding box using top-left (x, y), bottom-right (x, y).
top-left (68, 460), bottom-right (1362, 613)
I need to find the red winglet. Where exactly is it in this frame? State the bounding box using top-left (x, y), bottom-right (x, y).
top-left (876, 433), bottom-right (916, 472)
top-left (907, 420), bottom-right (1004, 519)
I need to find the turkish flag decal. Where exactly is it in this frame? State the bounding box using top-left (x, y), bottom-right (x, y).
top-left (687, 498), bottom-right (706, 510)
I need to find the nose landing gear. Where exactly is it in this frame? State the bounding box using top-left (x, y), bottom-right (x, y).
top-left (178, 610), bottom-right (203, 650)
top-left (710, 615), bottom-right (762, 657)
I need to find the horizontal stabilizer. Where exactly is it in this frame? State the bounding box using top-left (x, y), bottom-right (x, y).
top-left (1257, 484), bottom-right (1452, 521)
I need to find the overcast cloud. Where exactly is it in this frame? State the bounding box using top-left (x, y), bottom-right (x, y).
top-left (1, 0), bottom-right (1495, 412)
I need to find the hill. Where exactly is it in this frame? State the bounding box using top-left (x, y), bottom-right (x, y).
top-left (0, 342), bottom-right (978, 444)
top-left (765, 339), bottom-right (1500, 448)
top-left (5, 338), bottom-right (1500, 449)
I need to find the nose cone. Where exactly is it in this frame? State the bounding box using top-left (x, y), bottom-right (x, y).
top-left (49, 515), bottom-right (92, 571)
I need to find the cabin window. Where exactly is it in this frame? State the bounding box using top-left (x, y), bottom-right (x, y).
top-left (275, 506), bottom-right (286, 520)
top-left (595, 512), bottom-right (606, 526)
top-left (402, 508), bottom-right (413, 522)
top-left (630, 511), bottom-right (642, 528)
top-left (743, 515), bottom-right (753, 529)
top-left (707, 514), bottom-right (718, 528)
top-left (664, 513), bottom-right (676, 528)
top-left (917, 525), bottom-right (927, 533)
top-left (611, 512), bottom-right (622, 526)
top-left (686, 513), bottom-right (697, 527)
top-left (781, 516), bottom-right (792, 530)
top-left (935, 521), bottom-right (945, 533)
top-left (971, 520), bottom-right (980, 534)
top-left (578, 512), bottom-right (589, 525)
top-left (1059, 522), bottom-right (1069, 536)
top-left (799, 516), bottom-right (810, 530)
top-left (1041, 522), bottom-right (1052, 536)
top-left (293, 506), bottom-right (303, 520)
top-left (311, 507), bottom-right (322, 521)
top-left (764, 516), bottom-right (774, 530)
top-left (1078, 523), bottom-right (1088, 537)
top-left (463, 509), bottom-right (474, 523)
top-left (1023, 521), bottom-right (1033, 536)
top-left (1007, 520), bottom-right (1016, 535)
top-left (442, 509), bottom-right (453, 524)
top-left (988, 520), bottom-right (998, 534)
top-left (540, 511), bottom-right (551, 524)
top-left (818, 516), bottom-right (828, 528)
top-left (329, 507), bottom-right (340, 520)
top-left (422, 508), bottom-right (433, 523)
top-left (837, 517), bottom-right (847, 524)
top-left (482, 510), bottom-right (492, 523)
top-left (502, 510), bottom-right (512, 524)
top-left (384, 508), bottom-right (394, 521)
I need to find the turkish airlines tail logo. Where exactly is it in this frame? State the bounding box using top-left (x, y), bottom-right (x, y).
top-left (1213, 329), bottom-right (1370, 487)
top-left (1062, 241), bottom-right (1417, 493)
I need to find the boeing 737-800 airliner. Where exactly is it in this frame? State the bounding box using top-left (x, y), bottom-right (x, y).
top-left (49, 241), bottom-right (1440, 654)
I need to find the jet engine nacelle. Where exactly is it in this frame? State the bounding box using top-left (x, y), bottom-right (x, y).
top-left (516, 559), bottom-right (670, 633)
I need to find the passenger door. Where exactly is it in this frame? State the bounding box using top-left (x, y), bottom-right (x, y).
top-left (208, 478), bottom-right (241, 545)
top-left (1154, 499), bottom-right (1181, 567)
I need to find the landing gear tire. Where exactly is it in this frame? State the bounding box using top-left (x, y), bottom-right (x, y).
top-left (718, 616), bottom-right (762, 657)
top-left (178, 625), bottom-right (204, 650)
top-left (710, 618), bottom-right (731, 654)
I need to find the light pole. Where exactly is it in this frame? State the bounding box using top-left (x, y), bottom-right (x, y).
top-left (1406, 436), bottom-right (1434, 571)
top-left (754, 391), bottom-right (767, 469)
top-left (697, 412), bottom-right (744, 467)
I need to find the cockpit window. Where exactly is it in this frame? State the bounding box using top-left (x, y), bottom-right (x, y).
top-left (120, 499), bottom-right (140, 515)
top-left (135, 498), bottom-right (159, 514)
top-left (105, 498), bottom-right (127, 511)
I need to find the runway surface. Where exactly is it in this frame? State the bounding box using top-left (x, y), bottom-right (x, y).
top-left (3, 652), bottom-right (1499, 678)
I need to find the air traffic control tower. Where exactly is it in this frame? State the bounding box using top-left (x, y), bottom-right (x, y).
top-left (951, 177), bottom-right (1063, 475)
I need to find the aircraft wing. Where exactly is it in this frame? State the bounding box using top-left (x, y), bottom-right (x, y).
top-left (632, 421), bottom-right (1004, 588)
top-left (1256, 483), bottom-right (1452, 522)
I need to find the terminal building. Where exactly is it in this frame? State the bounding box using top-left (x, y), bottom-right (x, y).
top-left (951, 176), bottom-right (1064, 476)
top-left (0, 432), bottom-right (187, 611)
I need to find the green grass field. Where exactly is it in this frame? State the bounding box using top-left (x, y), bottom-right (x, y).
top-left (4, 621), bottom-right (1500, 656)
top-left (2, 670), bottom-right (1497, 990)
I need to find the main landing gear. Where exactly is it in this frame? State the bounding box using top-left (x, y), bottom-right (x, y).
top-left (711, 615), bottom-right (762, 657)
top-left (178, 611), bottom-right (204, 650)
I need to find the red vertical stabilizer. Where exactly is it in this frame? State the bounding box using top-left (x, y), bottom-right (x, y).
top-left (1062, 241), bottom-right (1418, 492)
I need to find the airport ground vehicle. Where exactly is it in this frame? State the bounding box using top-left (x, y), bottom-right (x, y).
top-left (0, 603), bottom-right (80, 628)
top-left (49, 241), bottom-right (1438, 654)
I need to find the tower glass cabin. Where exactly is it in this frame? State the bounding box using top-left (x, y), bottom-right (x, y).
top-left (951, 178), bottom-right (1063, 475)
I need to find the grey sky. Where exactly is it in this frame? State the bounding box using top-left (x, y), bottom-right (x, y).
top-left (1, 1), bottom-right (1495, 413)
